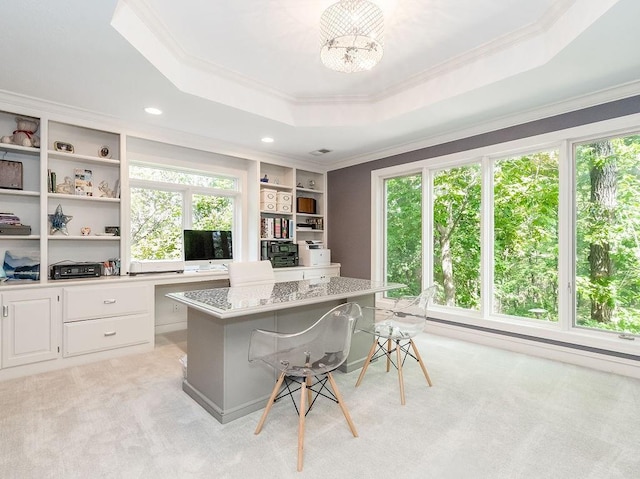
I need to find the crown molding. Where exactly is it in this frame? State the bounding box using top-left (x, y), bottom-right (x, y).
top-left (326, 79), bottom-right (640, 171)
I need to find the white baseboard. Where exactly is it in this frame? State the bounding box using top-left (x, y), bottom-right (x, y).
top-left (426, 321), bottom-right (640, 379)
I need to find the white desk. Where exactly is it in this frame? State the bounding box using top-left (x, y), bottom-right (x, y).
top-left (167, 277), bottom-right (402, 423)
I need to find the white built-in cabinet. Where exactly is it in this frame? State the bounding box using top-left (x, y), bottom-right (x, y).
top-left (259, 162), bottom-right (326, 259)
top-left (62, 283), bottom-right (152, 357)
top-left (0, 105), bottom-right (334, 380)
top-left (0, 109), bottom-right (123, 283)
top-left (1, 288), bottom-right (61, 368)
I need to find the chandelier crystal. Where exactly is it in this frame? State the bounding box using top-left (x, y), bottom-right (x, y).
top-left (320, 0), bottom-right (384, 73)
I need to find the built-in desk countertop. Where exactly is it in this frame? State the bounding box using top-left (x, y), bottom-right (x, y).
top-left (167, 276), bottom-right (403, 423)
top-left (167, 276), bottom-right (402, 319)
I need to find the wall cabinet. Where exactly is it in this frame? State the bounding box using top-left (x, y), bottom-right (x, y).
top-left (1, 288), bottom-right (61, 368)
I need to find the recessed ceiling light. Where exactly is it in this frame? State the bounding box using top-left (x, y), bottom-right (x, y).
top-left (261, 137), bottom-right (274, 143)
top-left (144, 107), bottom-right (163, 115)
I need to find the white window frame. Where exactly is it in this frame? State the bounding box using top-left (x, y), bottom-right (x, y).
top-left (371, 111), bottom-right (640, 357)
top-left (128, 160), bottom-right (244, 264)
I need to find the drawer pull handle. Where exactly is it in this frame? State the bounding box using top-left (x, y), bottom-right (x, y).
top-left (104, 331), bottom-right (117, 337)
top-left (104, 299), bottom-right (117, 304)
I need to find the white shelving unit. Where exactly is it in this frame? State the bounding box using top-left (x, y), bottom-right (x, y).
top-left (45, 120), bottom-right (123, 272)
top-left (295, 169), bottom-right (325, 242)
top-left (0, 110), bottom-right (124, 283)
top-left (0, 110), bottom-right (43, 279)
top-left (258, 163), bottom-right (326, 259)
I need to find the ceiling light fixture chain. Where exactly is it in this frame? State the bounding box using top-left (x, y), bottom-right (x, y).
top-left (320, 0), bottom-right (384, 73)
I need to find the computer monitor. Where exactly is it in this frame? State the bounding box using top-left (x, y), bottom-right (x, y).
top-left (183, 229), bottom-right (233, 269)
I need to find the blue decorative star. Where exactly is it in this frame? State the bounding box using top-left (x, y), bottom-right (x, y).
top-left (48, 204), bottom-right (73, 235)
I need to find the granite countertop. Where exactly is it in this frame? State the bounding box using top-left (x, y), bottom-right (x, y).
top-left (167, 276), bottom-right (403, 319)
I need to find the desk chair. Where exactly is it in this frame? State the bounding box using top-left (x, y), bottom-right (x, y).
top-left (355, 285), bottom-right (438, 404)
top-left (248, 302), bottom-right (361, 471)
top-left (228, 260), bottom-right (274, 287)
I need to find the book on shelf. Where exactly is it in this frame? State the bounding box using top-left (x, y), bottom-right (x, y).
top-left (74, 168), bottom-right (93, 196)
top-left (0, 212), bottom-right (22, 225)
top-left (260, 217), bottom-right (293, 239)
top-left (47, 169), bottom-right (57, 193)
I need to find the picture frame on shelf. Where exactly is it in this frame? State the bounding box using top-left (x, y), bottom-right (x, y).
top-left (98, 145), bottom-right (111, 158)
top-left (74, 168), bottom-right (93, 196)
top-left (0, 159), bottom-right (23, 190)
top-left (53, 141), bottom-right (74, 153)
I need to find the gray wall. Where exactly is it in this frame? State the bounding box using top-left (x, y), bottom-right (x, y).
top-left (327, 95), bottom-right (640, 279)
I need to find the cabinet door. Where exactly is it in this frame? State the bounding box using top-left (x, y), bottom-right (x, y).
top-left (1, 289), bottom-right (61, 368)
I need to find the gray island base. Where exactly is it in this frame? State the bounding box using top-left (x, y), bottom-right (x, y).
top-left (167, 277), bottom-right (403, 424)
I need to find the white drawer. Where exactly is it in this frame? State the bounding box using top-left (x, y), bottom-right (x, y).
top-left (273, 269), bottom-right (304, 282)
top-left (64, 284), bottom-right (151, 322)
top-left (63, 313), bottom-right (150, 357)
top-left (303, 266), bottom-right (340, 280)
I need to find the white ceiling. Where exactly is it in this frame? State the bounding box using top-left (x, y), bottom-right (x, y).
top-left (1, 0), bottom-right (639, 170)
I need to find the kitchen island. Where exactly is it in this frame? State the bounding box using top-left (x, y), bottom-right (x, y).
top-left (167, 276), bottom-right (402, 423)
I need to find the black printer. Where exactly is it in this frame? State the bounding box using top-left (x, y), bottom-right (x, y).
top-left (261, 241), bottom-right (298, 267)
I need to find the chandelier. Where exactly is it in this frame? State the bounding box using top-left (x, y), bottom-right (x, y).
top-left (320, 0), bottom-right (384, 73)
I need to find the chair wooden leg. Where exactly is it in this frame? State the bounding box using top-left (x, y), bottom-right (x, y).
top-left (396, 340), bottom-right (405, 405)
top-left (355, 338), bottom-right (377, 387)
top-left (409, 339), bottom-right (433, 386)
top-left (327, 372), bottom-right (358, 437)
top-left (386, 338), bottom-right (392, 372)
top-left (255, 372), bottom-right (286, 435)
top-left (297, 380), bottom-right (307, 472)
top-left (306, 376), bottom-right (313, 407)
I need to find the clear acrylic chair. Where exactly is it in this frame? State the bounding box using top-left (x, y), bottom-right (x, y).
top-left (248, 302), bottom-right (362, 472)
top-left (355, 285), bottom-right (438, 405)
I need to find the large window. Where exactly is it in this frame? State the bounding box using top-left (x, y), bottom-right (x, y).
top-left (433, 164), bottom-right (481, 309)
top-left (376, 117), bottom-right (640, 357)
top-left (575, 134), bottom-right (640, 334)
top-left (493, 151), bottom-right (559, 321)
top-left (129, 164), bottom-right (238, 261)
top-left (384, 174), bottom-right (422, 297)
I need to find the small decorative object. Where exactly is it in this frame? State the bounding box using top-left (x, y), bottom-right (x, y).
top-left (261, 174), bottom-right (269, 183)
top-left (102, 258), bottom-right (120, 276)
top-left (53, 141), bottom-right (74, 153)
top-left (0, 116), bottom-right (40, 148)
top-left (56, 176), bottom-right (73, 195)
top-left (98, 180), bottom-right (113, 198)
top-left (308, 179), bottom-right (315, 189)
top-left (297, 181), bottom-right (303, 188)
top-left (104, 226), bottom-right (120, 236)
top-left (74, 168), bottom-right (93, 196)
top-left (98, 145), bottom-right (111, 158)
top-left (48, 204), bottom-right (73, 235)
top-left (81, 226), bottom-right (91, 236)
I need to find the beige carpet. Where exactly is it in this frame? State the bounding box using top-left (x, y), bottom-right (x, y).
top-left (1, 330), bottom-right (639, 478)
